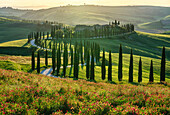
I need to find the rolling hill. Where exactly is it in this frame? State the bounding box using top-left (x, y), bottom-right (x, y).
top-left (137, 14), bottom-right (170, 33)
top-left (20, 5), bottom-right (170, 26)
top-left (0, 7), bottom-right (31, 17)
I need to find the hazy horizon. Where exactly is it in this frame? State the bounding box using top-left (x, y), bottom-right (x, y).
top-left (0, 0), bottom-right (170, 10)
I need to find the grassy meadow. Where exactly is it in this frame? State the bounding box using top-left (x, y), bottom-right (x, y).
top-left (0, 68), bottom-right (169, 114)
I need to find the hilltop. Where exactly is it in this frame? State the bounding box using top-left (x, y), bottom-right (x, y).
top-left (0, 7), bottom-right (31, 17)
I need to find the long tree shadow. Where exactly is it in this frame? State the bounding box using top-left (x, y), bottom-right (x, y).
top-left (129, 82), bottom-right (145, 86)
top-left (106, 81), bottom-right (117, 84)
top-left (87, 79), bottom-right (97, 83)
top-left (22, 42), bottom-right (29, 47)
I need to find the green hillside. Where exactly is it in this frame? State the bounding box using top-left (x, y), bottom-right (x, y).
top-left (0, 18), bottom-right (35, 43)
top-left (0, 17), bottom-right (51, 43)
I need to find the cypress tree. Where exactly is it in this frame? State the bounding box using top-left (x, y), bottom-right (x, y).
top-left (52, 46), bottom-right (56, 74)
top-left (160, 47), bottom-right (166, 82)
top-left (47, 32), bottom-right (49, 39)
top-left (45, 40), bottom-right (47, 48)
top-left (108, 50), bottom-right (112, 81)
top-left (90, 49), bottom-right (95, 80)
top-left (102, 49), bottom-right (106, 80)
top-left (70, 40), bottom-right (72, 53)
top-left (40, 32), bottom-right (42, 39)
top-left (149, 60), bottom-right (154, 82)
top-left (129, 49), bottom-right (133, 82)
top-left (59, 43), bottom-right (61, 68)
top-left (77, 47), bottom-right (80, 78)
top-left (81, 41), bottom-right (84, 65)
top-left (49, 41), bottom-right (52, 49)
top-left (86, 50), bottom-right (90, 79)
top-left (84, 41), bottom-right (86, 62)
top-left (71, 47), bottom-right (73, 67)
top-left (66, 43), bottom-right (68, 67)
top-left (57, 44), bottom-right (61, 76)
top-left (32, 49), bottom-right (35, 70)
top-left (74, 44), bottom-right (77, 79)
top-left (43, 32), bottom-right (45, 39)
top-left (55, 40), bottom-right (58, 50)
top-left (61, 43), bottom-right (63, 51)
top-left (63, 43), bottom-right (67, 77)
top-left (118, 44), bottom-right (123, 81)
top-left (37, 50), bottom-right (40, 73)
top-left (138, 57), bottom-right (142, 82)
top-left (45, 49), bottom-right (48, 67)
top-left (97, 44), bottom-right (100, 63)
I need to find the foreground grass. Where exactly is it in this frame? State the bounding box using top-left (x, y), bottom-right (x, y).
top-left (0, 69), bottom-right (169, 114)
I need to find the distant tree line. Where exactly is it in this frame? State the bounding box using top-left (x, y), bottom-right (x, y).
top-left (28, 21), bottom-right (135, 44)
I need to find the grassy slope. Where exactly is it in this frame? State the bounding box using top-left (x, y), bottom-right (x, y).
top-left (162, 31), bottom-right (170, 34)
top-left (0, 17), bottom-right (50, 43)
top-left (0, 54), bottom-right (53, 73)
top-left (0, 68), bottom-right (169, 114)
top-left (0, 39), bottom-right (30, 47)
top-left (0, 17), bottom-right (51, 56)
top-left (0, 22), bottom-right (36, 43)
top-left (138, 21), bottom-right (163, 29)
top-left (137, 15), bottom-right (170, 31)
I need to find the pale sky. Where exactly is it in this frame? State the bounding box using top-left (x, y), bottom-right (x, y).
top-left (0, 0), bottom-right (170, 9)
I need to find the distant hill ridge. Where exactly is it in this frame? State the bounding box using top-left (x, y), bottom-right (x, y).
top-left (0, 5), bottom-right (170, 25)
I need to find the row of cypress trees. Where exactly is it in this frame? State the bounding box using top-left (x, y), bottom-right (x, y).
top-left (116, 45), bottom-right (166, 82)
top-left (47, 39), bottom-right (100, 78)
top-left (100, 45), bottom-right (166, 82)
top-left (32, 40), bottom-right (166, 82)
top-left (28, 21), bottom-right (134, 45)
top-left (31, 49), bottom-right (40, 73)
top-left (73, 25), bottom-right (133, 39)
